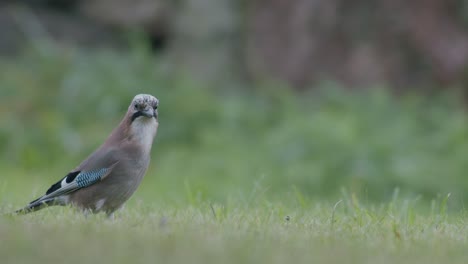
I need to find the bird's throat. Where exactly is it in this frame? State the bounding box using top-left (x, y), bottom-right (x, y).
top-left (129, 118), bottom-right (158, 151)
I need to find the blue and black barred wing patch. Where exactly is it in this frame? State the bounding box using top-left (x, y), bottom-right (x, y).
top-left (75, 168), bottom-right (110, 188)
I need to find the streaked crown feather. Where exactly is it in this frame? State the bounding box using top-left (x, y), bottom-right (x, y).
top-left (131, 94), bottom-right (159, 109)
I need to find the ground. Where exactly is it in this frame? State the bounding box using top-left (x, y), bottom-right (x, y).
top-left (2, 186), bottom-right (467, 264)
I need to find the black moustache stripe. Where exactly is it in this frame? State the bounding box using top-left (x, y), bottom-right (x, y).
top-left (131, 111), bottom-right (144, 122)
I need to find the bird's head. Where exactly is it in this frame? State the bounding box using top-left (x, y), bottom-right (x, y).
top-left (124, 94), bottom-right (159, 147)
top-left (129, 94), bottom-right (159, 123)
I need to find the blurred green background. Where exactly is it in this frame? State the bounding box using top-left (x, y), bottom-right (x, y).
top-left (1, 0), bottom-right (468, 209)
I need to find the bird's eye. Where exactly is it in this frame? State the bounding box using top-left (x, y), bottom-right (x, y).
top-left (154, 105), bottom-right (158, 110)
top-left (134, 104), bottom-right (138, 110)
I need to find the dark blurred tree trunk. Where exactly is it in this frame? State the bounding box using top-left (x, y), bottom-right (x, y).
top-left (246, 0), bottom-right (342, 88)
top-left (165, 0), bottom-right (242, 88)
top-left (401, 0), bottom-right (468, 85)
top-left (245, 0), bottom-right (468, 90)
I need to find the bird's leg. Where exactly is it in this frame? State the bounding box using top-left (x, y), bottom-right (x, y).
top-left (106, 205), bottom-right (124, 220)
top-left (82, 208), bottom-right (93, 218)
top-left (107, 212), bottom-right (115, 220)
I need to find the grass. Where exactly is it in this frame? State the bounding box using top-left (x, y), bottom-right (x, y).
top-left (2, 43), bottom-right (468, 263)
top-left (2, 198), bottom-right (468, 264)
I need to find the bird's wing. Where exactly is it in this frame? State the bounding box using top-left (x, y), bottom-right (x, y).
top-left (40, 165), bottom-right (116, 202)
top-left (16, 162), bottom-right (118, 214)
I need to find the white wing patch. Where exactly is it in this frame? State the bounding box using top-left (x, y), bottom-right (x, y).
top-left (95, 198), bottom-right (106, 211)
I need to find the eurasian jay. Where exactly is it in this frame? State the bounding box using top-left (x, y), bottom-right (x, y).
top-left (16, 94), bottom-right (159, 216)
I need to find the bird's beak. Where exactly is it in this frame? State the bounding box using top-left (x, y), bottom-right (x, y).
top-left (141, 109), bottom-right (155, 118)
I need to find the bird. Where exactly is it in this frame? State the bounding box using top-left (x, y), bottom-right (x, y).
top-left (16, 94), bottom-right (159, 217)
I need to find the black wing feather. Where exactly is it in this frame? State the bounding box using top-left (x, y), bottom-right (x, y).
top-left (45, 171), bottom-right (80, 195)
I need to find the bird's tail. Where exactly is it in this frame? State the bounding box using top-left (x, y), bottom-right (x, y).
top-left (15, 197), bottom-right (57, 215)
